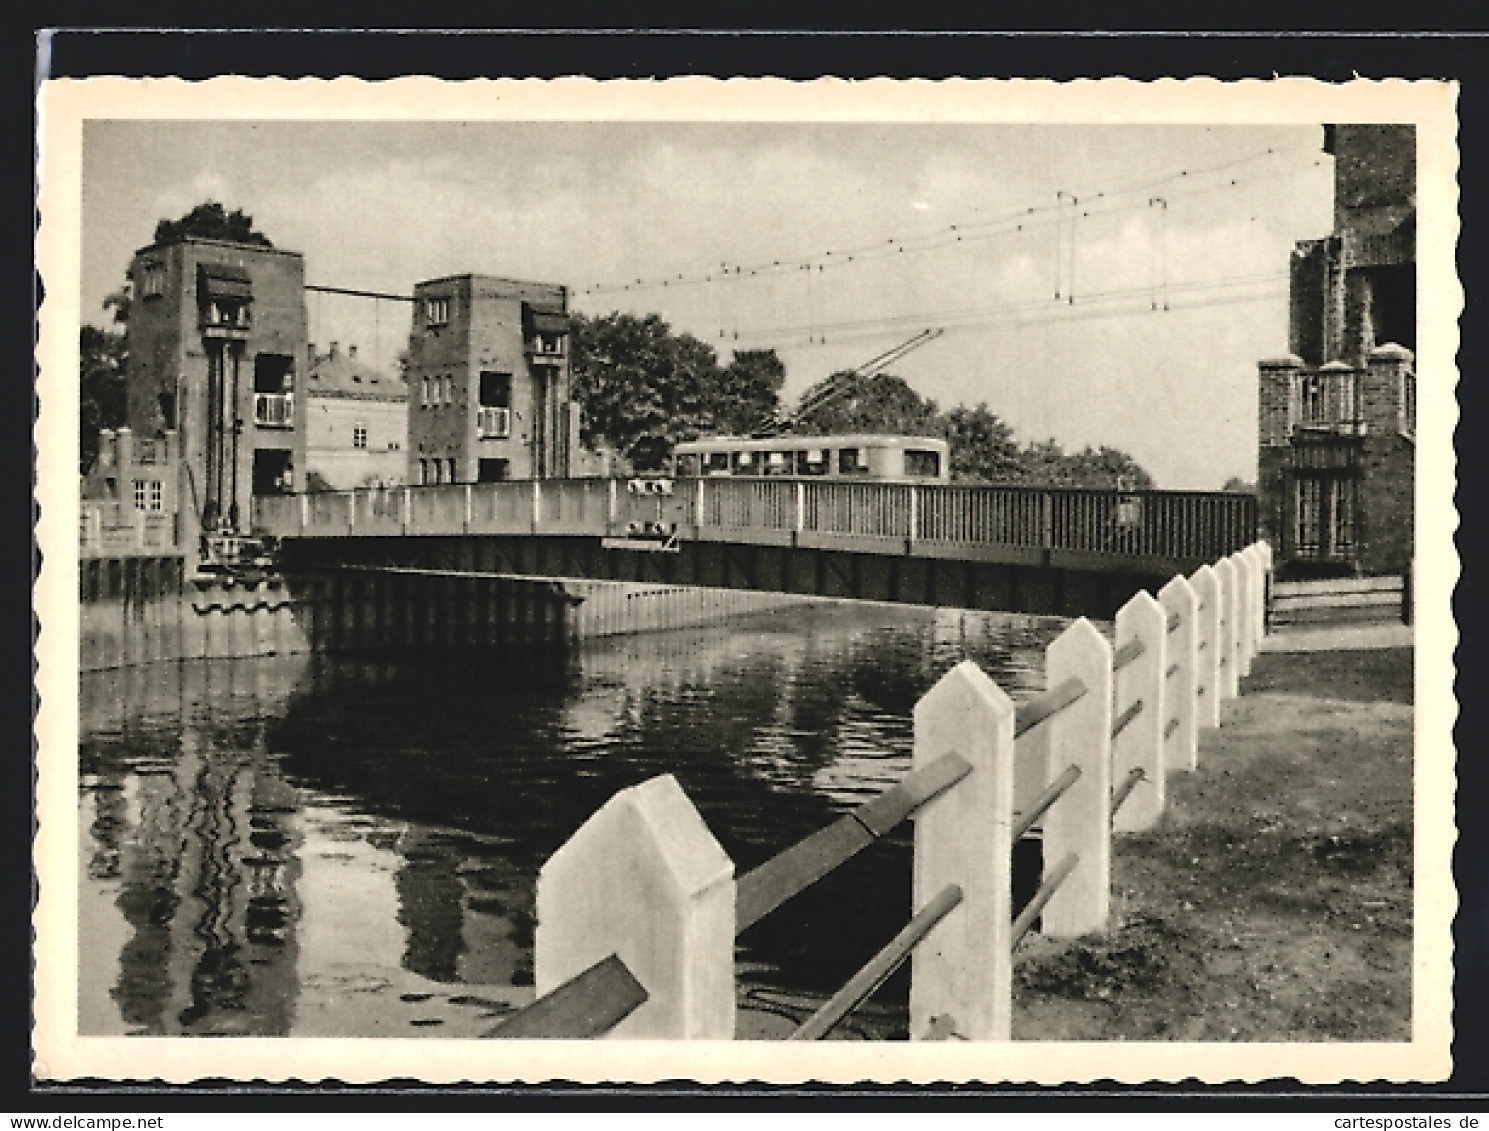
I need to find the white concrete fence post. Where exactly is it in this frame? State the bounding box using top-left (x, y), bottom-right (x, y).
top-left (1111, 590), bottom-right (1166, 833)
top-left (1157, 573), bottom-right (1200, 773)
top-left (909, 661), bottom-right (1016, 1041)
top-left (1189, 564), bottom-right (1221, 730)
top-left (535, 774), bottom-right (736, 1039)
top-left (1040, 618), bottom-right (1113, 938)
top-left (1249, 542), bottom-right (1270, 644)
top-left (1231, 551), bottom-right (1254, 678)
top-left (1213, 556), bottom-right (1239, 701)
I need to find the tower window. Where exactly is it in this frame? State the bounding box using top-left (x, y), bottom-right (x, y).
top-left (139, 262), bottom-right (165, 299)
top-left (353, 424), bottom-right (368, 450)
top-left (425, 297), bottom-right (450, 327)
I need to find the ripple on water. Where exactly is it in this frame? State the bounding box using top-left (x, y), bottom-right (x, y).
top-left (77, 604), bottom-right (1065, 1037)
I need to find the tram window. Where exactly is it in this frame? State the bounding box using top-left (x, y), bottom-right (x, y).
top-left (905, 449), bottom-right (942, 478)
top-left (763, 450), bottom-right (791, 476)
top-left (732, 450), bottom-right (758, 475)
top-left (796, 449), bottom-right (829, 476)
top-left (838, 447), bottom-right (870, 475)
top-left (676, 453), bottom-right (702, 476)
top-left (699, 451), bottom-right (730, 475)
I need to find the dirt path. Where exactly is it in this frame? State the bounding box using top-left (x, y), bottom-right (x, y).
top-left (1014, 644), bottom-right (1414, 1041)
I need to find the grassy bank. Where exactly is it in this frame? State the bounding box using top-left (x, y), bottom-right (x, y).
top-left (1014, 645), bottom-right (1414, 1041)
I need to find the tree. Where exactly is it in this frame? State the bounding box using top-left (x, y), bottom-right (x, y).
top-left (153, 201), bottom-right (274, 247)
top-left (1221, 477), bottom-right (1256, 494)
top-left (79, 324), bottom-right (127, 474)
top-left (793, 372), bottom-right (940, 436)
top-left (569, 312), bottom-right (786, 471)
top-left (711, 349), bottom-right (786, 436)
top-left (940, 404), bottom-right (1024, 483)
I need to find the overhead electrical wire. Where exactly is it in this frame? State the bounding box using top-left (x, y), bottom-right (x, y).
top-left (573, 141), bottom-right (1321, 299)
top-left (727, 269), bottom-right (1288, 343)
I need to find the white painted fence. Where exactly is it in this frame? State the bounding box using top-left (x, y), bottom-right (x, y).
top-left (494, 541), bottom-right (1273, 1040)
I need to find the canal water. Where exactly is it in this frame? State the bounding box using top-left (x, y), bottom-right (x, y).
top-left (78, 599), bottom-right (1068, 1040)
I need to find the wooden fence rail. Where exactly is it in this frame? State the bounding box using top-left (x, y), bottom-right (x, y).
top-left (490, 539), bottom-right (1272, 1040)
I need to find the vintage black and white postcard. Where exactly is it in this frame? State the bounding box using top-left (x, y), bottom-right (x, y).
top-left (33, 74), bottom-right (1459, 1085)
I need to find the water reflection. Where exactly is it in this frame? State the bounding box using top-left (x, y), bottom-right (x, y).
top-left (78, 602), bottom-right (1063, 1037)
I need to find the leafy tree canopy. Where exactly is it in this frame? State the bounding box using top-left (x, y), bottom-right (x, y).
top-left (792, 372), bottom-right (941, 437)
top-left (153, 201), bottom-right (274, 248)
top-left (569, 312), bottom-right (785, 471)
top-left (789, 371), bottom-right (1156, 489)
top-left (80, 324), bottom-right (126, 474)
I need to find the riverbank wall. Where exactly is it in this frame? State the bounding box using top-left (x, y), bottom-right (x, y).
top-left (77, 555), bottom-right (810, 672)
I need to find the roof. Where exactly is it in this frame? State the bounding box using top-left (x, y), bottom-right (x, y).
top-left (134, 235), bottom-right (305, 260)
top-left (306, 350), bottom-right (407, 402)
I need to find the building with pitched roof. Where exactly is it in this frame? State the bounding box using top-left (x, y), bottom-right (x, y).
top-left (303, 341), bottom-right (408, 490)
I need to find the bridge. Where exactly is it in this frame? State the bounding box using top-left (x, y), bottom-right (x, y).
top-left (256, 478), bottom-right (1255, 622)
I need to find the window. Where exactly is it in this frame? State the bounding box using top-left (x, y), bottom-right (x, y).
top-left (477, 406), bottom-right (511, 439)
top-left (796, 449), bottom-right (828, 476)
top-left (1402, 369), bottom-right (1417, 436)
top-left (254, 354), bottom-right (294, 394)
top-left (419, 459), bottom-right (428, 485)
top-left (139, 262), bottom-right (165, 299)
top-left (904, 449), bottom-right (942, 478)
top-left (479, 371), bottom-right (512, 409)
top-left (1296, 374), bottom-right (1324, 427)
top-left (675, 453), bottom-right (701, 477)
top-left (421, 377), bottom-right (430, 408)
top-left (447, 458), bottom-right (457, 484)
top-left (838, 448), bottom-right (869, 475)
top-left (353, 424), bottom-right (368, 450)
top-left (133, 480), bottom-right (162, 512)
top-left (703, 451), bottom-right (732, 475)
top-left (426, 296), bottom-right (450, 326)
top-left (732, 450), bottom-right (760, 475)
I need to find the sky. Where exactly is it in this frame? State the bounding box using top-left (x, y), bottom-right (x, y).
top-left (79, 120), bottom-right (1336, 489)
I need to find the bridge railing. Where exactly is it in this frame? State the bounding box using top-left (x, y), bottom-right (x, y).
top-left (803, 481), bottom-right (914, 540)
top-left (488, 540), bottom-right (1273, 1039)
top-left (254, 478), bottom-right (1257, 562)
top-left (917, 484), bottom-right (1048, 546)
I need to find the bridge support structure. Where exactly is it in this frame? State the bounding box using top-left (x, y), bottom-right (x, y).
top-left (276, 532), bottom-right (1185, 624)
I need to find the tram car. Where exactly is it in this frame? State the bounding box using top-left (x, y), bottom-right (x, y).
top-left (672, 434), bottom-right (951, 484)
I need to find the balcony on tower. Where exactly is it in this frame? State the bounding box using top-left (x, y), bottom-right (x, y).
top-left (196, 262), bottom-right (254, 341)
top-left (1290, 362), bottom-right (1365, 439)
top-left (253, 353), bottom-right (296, 429)
top-left (522, 302), bottom-right (568, 363)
